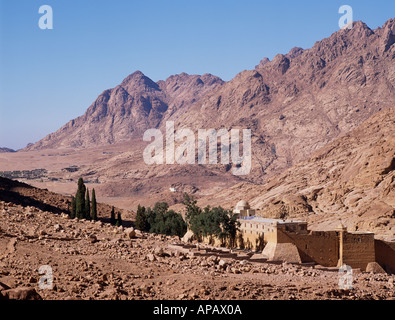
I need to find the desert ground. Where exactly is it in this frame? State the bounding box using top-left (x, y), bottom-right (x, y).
top-left (1, 199), bottom-right (394, 301)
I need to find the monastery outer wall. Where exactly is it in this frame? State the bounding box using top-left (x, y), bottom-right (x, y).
top-left (342, 233), bottom-right (375, 271)
top-left (238, 219), bottom-right (277, 243)
top-left (276, 229), bottom-right (339, 267)
top-left (375, 239), bottom-right (395, 274)
top-left (237, 231), bottom-right (265, 251)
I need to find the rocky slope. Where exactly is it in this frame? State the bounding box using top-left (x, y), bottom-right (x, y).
top-left (1, 199), bottom-right (394, 300)
top-left (3, 18), bottom-right (394, 238)
top-left (175, 19), bottom-right (395, 181)
top-left (200, 106), bottom-right (395, 240)
top-left (0, 177), bottom-right (133, 223)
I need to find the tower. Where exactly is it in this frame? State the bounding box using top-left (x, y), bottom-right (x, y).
top-left (336, 222), bottom-right (347, 267)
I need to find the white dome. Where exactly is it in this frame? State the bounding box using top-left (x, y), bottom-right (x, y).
top-left (236, 200), bottom-right (250, 210)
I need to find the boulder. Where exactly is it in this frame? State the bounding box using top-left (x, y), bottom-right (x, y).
top-left (2, 287), bottom-right (42, 300)
top-left (147, 254), bottom-right (156, 262)
top-left (88, 234), bottom-right (98, 243)
top-left (218, 260), bottom-right (228, 268)
top-left (366, 262), bottom-right (386, 274)
top-left (125, 228), bottom-right (136, 239)
top-left (154, 246), bottom-right (164, 257)
top-left (181, 230), bottom-right (194, 243)
top-left (0, 281), bottom-right (10, 291)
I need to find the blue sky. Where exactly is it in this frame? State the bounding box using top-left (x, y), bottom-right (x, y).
top-left (0, 0), bottom-right (394, 150)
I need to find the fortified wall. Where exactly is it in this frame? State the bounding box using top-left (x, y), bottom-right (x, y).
top-left (375, 239), bottom-right (395, 274)
top-left (235, 201), bottom-right (387, 272)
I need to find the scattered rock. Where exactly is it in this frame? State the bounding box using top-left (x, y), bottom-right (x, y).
top-left (147, 254), bottom-right (156, 262)
top-left (2, 287), bottom-right (43, 300)
top-left (154, 247), bottom-right (164, 257)
top-left (125, 228), bottom-right (136, 239)
top-left (366, 262), bottom-right (387, 274)
top-left (88, 234), bottom-right (98, 243)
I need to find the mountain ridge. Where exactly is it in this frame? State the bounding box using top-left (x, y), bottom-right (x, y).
top-left (20, 18), bottom-right (395, 186)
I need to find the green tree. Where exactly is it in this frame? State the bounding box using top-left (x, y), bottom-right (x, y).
top-left (115, 212), bottom-right (123, 227)
top-left (91, 188), bottom-right (98, 221)
top-left (152, 210), bottom-right (165, 234)
top-left (145, 207), bottom-right (156, 231)
top-left (183, 193), bottom-right (203, 239)
top-left (153, 202), bottom-right (169, 216)
top-left (70, 196), bottom-right (76, 219)
top-left (75, 178), bottom-right (86, 219)
top-left (135, 205), bottom-right (148, 232)
top-left (215, 207), bottom-right (240, 248)
top-left (85, 188), bottom-right (91, 220)
top-left (110, 207), bottom-right (116, 225)
top-left (137, 202), bottom-right (187, 238)
top-left (182, 195), bottom-right (240, 248)
top-left (163, 210), bottom-right (187, 237)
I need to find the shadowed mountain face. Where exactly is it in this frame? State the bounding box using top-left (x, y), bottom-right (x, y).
top-left (0, 148), bottom-right (15, 153)
top-left (26, 19), bottom-right (395, 185)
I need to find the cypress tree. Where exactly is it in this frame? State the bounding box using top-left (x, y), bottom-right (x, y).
top-left (110, 207), bottom-right (116, 225)
top-left (85, 188), bottom-right (91, 220)
top-left (135, 205), bottom-right (148, 232)
top-left (70, 196), bottom-right (76, 219)
top-left (91, 188), bottom-right (98, 221)
top-left (116, 212), bottom-right (122, 227)
top-left (75, 178), bottom-right (86, 219)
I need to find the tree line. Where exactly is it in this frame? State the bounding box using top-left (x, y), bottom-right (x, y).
top-left (70, 178), bottom-right (97, 221)
top-left (183, 194), bottom-right (240, 248)
top-left (135, 194), bottom-right (240, 248)
top-left (135, 202), bottom-right (187, 238)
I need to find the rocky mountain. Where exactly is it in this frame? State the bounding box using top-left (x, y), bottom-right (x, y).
top-left (27, 71), bottom-right (224, 150)
top-left (12, 18), bottom-right (395, 231)
top-left (199, 106), bottom-right (395, 240)
top-left (26, 19), bottom-right (395, 186)
top-left (174, 19), bottom-right (395, 181)
top-left (0, 148), bottom-right (15, 153)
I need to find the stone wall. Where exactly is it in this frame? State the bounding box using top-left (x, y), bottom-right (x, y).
top-left (237, 231), bottom-right (265, 251)
top-left (262, 242), bottom-right (302, 263)
top-left (204, 218), bottom-right (383, 271)
top-left (276, 229), bottom-right (339, 267)
top-left (375, 239), bottom-right (395, 274)
top-left (239, 220), bottom-right (277, 243)
top-left (342, 233), bottom-right (375, 271)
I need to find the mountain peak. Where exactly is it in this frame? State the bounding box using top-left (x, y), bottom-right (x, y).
top-left (286, 47), bottom-right (304, 59)
top-left (255, 57), bottom-right (270, 70)
top-left (120, 70), bottom-right (160, 93)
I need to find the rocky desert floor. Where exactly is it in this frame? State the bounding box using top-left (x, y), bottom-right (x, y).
top-left (1, 201), bottom-right (394, 301)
